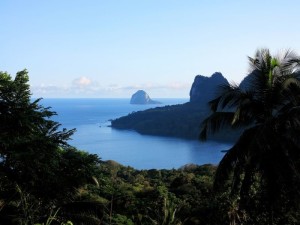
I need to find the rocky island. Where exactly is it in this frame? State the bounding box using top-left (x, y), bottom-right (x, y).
top-left (130, 90), bottom-right (161, 105)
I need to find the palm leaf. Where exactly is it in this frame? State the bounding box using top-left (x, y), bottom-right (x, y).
top-left (200, 112), bottom-right (235, 140)
top-left (214, 127), bottom-right (258, 191)
top-left (201, 48), bottom-right (300, 217)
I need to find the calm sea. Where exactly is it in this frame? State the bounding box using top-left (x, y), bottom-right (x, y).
top-left (40, 98), bottom-right (232, 170)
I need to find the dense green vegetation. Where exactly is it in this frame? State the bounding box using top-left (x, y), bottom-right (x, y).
top-left (0, 70), bottom-right (222, 225)
top-left (111, 102), bottom-right (208, 139)
top-left (201, 48), bottom-right (300, 224)
top-left (111, 102), bottom-right (241, 142)
top-left (0, 70), bottom-right (101, 224)
top-left (1, 48), bottom-right (300, 225)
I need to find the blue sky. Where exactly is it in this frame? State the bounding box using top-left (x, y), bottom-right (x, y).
top-left (1, 1), bottom-right (300, 98)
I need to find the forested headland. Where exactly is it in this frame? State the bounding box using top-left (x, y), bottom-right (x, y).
top-left (111, 102), bottom-right (242, 142)
top-left (111, 72), bottom-right (243, 142)
top-left (1, 48), bottom-right (300, 224)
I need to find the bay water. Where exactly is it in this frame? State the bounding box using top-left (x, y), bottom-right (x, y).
top-left (41, 98), bottom-right (232, 170)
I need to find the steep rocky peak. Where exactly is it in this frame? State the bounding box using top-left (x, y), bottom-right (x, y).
top-left (189, 72), bottom-right (229, 103)
top-left (211, 72), bottom-right (225, 80)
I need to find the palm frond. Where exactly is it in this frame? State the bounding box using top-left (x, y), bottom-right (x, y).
top-left (200, 112), bottom-right (235, 140)
top-left (201, 48), bottom-right (300, 217)
top-left (280, 49), bottom-right (300, 73)
top-left (209, 96), bottom-right (222, 112)
top-left (213, 144), bottom-right (239, 191)
top-left (278, 106), bottom-right (300, 132)
top-left (208, 84), bottom-right (243, 111)
top-left (214, 126), bottom-right (258, 186)
top-left (282, 76), bottom-right (300, 90)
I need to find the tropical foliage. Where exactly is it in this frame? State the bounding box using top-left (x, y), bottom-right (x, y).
top-left (0, 70), bottom-right (221, 225)
top-left (111, 102), bottom-right (209, 139)
top-left (111, 101), bottom-right (241, 142)
top-left (0, 70), bottom-right (101, 224)
top-left (200, 48), bottom-right (300, 224)
top-left (2, 48), bottom-right (300, 225)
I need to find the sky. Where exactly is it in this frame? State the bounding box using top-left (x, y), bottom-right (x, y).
top-left (1, 0), bottom-right (300, 98)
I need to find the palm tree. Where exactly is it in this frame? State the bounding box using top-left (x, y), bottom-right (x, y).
top-left (200, 48), bottom-right (300, 223)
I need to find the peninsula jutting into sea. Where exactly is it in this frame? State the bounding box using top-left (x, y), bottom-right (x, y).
top-left (111, 72), bottom-right (244, 141)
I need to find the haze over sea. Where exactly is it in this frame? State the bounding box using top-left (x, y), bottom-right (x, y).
top-left (42, 98), bottom-right (232, 170)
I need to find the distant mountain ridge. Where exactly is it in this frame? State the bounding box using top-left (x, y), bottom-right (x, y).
top-left (111, 73), bottom-right (242, 142)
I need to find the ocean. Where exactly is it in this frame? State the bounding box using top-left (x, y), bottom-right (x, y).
top-left (41, 98), bottom-right (232, 170)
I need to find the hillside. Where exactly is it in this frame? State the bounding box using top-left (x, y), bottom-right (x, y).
top-left (111, 102), bottom-right (208, 139)
top-left (111, 73), bottom-right (242, 142)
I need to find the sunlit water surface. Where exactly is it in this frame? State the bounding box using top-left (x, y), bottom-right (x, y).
top-left (41, 98), bottom-right (232, 169)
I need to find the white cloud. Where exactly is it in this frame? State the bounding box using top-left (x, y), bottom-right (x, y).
top-left (31, 79), bottom-right (190, 98)
top-left (123, 82), bottom-right (190, 91)
top-left (72, 76), bottom-right (92, 88)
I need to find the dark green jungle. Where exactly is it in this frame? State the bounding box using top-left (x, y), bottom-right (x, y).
top-left (1, 48), bottom-right (300, 225)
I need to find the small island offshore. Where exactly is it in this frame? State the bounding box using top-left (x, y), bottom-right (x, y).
top-left (130, 90), bottom-right (161, 104)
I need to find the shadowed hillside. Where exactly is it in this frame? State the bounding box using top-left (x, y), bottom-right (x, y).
top-left (111, 73), bottom-right (242, 142)
top-left (112, 102), bottom-right (208, 139)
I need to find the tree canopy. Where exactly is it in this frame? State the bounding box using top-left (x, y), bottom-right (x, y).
top-left (2, 50), bottom-right (300, 224)
top-left (200, 49), bottom-right (300, 224)
top-left (0, 70), bottom-right (101, 224)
